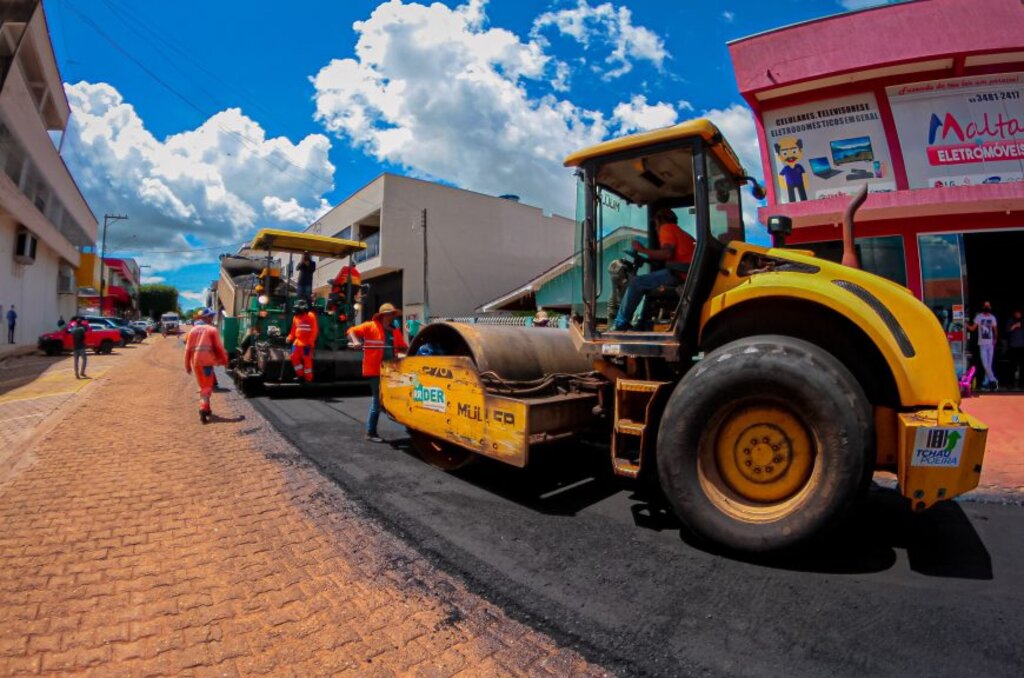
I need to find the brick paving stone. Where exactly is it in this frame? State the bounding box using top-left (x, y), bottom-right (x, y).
top-left (0, 336), bottom-right (611, 676)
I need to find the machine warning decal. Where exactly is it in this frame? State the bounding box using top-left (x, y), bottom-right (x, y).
top-left (412, 375), bottom-right (446, 412)
top-left (911, 426), bottom-right (967, 467)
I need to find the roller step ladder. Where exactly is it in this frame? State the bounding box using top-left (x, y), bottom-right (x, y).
top-left (612, 379), bottom-right (671, 478)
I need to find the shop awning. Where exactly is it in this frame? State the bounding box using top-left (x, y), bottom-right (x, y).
top-left (107, 285), bottom-right (131, 304)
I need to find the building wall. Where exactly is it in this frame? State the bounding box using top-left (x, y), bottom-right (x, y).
top-left (0, 215), bottom-right (72, 340)
top-left (381, 174), bottom-right (574, 319)
top-left (310, 174), bottom-right (575, 320)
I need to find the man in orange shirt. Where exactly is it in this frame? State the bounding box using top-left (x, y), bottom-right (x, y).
top-left (612, 208), bottom-right (695, 331)
top-left (347, 303), bottom-right (408, 442)
top-left (286, 299), bottom-right (319, 383)
top-left (184, 308), bottom-right (230, 423)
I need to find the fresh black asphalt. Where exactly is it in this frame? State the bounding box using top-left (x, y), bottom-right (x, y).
top-left (245, 381), bottom-right (1024, 678)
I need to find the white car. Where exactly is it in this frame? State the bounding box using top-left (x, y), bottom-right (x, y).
top-left (130, 320), bottom-right (152, 335)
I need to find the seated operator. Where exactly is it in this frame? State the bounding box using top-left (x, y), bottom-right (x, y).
top-left (611, 207), bottom-right (695, 331)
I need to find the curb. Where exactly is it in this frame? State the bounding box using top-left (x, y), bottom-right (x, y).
top-left (0, 345), bottom-right (38, 366)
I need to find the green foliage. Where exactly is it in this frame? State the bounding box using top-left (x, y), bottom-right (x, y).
top-left (139, 284), bottom-right (179, 320)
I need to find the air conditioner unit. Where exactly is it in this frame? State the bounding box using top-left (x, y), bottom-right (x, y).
top-left (14, 227), bottom-right (37, 265)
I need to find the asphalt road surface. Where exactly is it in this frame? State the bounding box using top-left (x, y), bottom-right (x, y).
top-left (245, 381), bottom-right (1024, 678)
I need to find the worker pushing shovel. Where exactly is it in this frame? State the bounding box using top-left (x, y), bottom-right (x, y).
top-left (184, 307), bottom-right (230, 424)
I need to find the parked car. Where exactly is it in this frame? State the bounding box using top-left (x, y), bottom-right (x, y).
top-left (38, 324), bottom-right (121, 355)
top-left (129, 320), bottom-right (152, 337)
top-left (82, 316), bottom-right (135, 347)
top-left (104, 316), bottom-right (146, 343)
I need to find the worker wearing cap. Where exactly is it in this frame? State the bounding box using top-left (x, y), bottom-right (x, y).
top-left (347, 303), bottom-right (408, 442)
top-left (286, 299), bottom-right (319, 383)
top-left (184, 308), bottom-right (229, 423)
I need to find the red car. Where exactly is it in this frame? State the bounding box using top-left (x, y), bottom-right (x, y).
top-left (38, 324), bottom-right (121, 355)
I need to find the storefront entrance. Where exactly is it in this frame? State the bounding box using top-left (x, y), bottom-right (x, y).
top-left (919, 229), bottom-right (1024, 389)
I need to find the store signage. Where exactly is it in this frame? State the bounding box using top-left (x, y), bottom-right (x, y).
top-left (764, 93), bottom-right (896, 204)
top-left (887, 73), bottom-right (1024, 189)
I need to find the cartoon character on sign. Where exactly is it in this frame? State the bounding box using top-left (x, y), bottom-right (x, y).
top-left (775, 136), bottom-right (809, 202)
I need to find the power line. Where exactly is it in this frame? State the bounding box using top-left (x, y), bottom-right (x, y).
top-left (62, 0), bottom-right (334, 196)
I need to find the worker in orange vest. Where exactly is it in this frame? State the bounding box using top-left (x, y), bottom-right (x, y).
top-left (347, 303), bottom-right (407, 442)
top-left (287, 299), bottom-right (319, 383)
top-left (184, 308), bottom-right (229, 424)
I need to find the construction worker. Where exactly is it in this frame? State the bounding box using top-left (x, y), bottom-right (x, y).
top-left (287, 299), bottom-right (319, 383)
top-left (347, 303), bottom-right (407, 442)
top-left (184, 308), bottom-right (229, 423)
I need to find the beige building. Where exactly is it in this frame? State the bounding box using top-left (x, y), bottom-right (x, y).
top-left (0, 1), bottom-right (96, 341)
top-left (307, 174), bottom-right (574, 322)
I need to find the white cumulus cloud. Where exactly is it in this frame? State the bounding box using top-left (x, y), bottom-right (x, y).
top-left (532, 0), bottom-right (669, 79)
top-left (311, 0), bottom-right (611, 217)
top-left (61, 81), bottom-right (335, 272)
top-left (612, 95), bottom-right (680, 133)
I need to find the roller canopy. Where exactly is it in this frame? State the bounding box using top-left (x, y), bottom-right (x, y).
top-left (409, 322), bottom-right (592, 381)
top-left (248, 229), bottom-right (366, 258)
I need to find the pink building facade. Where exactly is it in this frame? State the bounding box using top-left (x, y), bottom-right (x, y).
top-left (729, 0), bottom-right (1024, 379)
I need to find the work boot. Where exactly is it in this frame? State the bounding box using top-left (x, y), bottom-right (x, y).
top-left (200, 408), bottom-right (211, 424)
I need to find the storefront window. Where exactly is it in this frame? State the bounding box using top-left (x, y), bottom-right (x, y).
top-left (805, 235), bottom-right (908, 287)
top-left (918, 233), bottom-right (968, 376)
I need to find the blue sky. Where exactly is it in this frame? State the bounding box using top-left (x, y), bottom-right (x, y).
top-left (46, 0), bottom-right (891, 306)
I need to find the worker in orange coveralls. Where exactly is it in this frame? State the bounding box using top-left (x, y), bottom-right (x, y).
top-left (287, 298), bottom-right (319, 384)
top-left (346, 303), bottom-right (407, 443)
top-left (184, 308), bottom-right (229, 424)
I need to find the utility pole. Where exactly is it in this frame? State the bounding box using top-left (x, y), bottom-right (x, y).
top-left (99, 213), bottom-right (128, 315)
top-left (421, 208), bottom-right (429, 323)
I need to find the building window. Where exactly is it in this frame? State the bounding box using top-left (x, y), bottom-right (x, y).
top-left (805, 235), bottom-right (907, 286)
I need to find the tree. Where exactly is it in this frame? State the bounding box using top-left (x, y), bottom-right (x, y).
top-left (139, 284), bottom-right (179, 320)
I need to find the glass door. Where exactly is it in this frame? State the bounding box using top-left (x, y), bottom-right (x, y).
top-left (918, 233), bottom-right (969, 377)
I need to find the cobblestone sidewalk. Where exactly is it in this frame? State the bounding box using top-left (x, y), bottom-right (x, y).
top-left (0, 336), bottom-right (608, 677)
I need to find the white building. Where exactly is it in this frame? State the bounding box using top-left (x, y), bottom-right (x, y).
top-left (0, 1), bottom-right (96, 342)
top-left (307, 173), bottom-right (575, 323)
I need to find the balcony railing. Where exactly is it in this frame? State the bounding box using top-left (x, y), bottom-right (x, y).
top-left (354, 231), bottom-right (380, 264)
top-left (0, 119), bottom-right (92, 247)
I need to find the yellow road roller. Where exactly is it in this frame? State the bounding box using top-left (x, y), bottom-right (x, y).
top-left (381, 119), bottom-right (988, 552)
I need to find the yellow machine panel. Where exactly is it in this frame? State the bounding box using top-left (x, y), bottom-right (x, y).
top-left (897, 402), bottom-right (988, 510)
top-left (381, 356), bottom-right (596, 467)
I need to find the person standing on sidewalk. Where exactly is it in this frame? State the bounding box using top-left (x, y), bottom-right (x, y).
top-left (969, 301), bottom-right (999, 391)
top-left (69, 317), bottom-right (89, 379)
top-left (346, 303), bottom-right (407, 443)
top-left (286, 299), bottom-right (318, 384)
top-left (1007, 308), bottom-right (1024, 387)
top-left (6, 305), bottom-right (15, 343)
top-left (184, 308), bottom-right (229, 423)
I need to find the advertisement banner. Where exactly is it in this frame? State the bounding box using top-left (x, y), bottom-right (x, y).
top-left (764, 93), bottom-right (896, 204)
top-left (887, 73), bottom-right (1024, 189)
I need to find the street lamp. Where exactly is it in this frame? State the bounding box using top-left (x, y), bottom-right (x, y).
top-left (99, 213), bottom-right (128, 315)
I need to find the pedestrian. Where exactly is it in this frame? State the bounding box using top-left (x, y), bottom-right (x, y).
top-left (286, 299), bottom-right (318, 383)
top-left (6, 305), bottom-right (16, 343)
top-left (183, 308), bottom-right (229, 423)
top-left (69, 317), bottom-right (89, 379)
top-left (533, 309), bottom-right (550, 327)
top-left (295, 251), bottom-right (316, 304)
top-left (347, 303), bottom-right (407, 443)
top-left (1007, 309), bottom-right (1024, 387)
top-left (57, 315), bottom-right (66, 328)
top-left (968, 301), bottom-right (999, 391)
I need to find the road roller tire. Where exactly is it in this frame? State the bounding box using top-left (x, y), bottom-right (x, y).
top-left (409, 431), bottom-right (478, 471)
top-left (657, 335), bottom-right (872, 553)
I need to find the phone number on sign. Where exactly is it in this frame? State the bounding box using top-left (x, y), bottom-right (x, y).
top-left (967, 91), bottom-right (1020, 103)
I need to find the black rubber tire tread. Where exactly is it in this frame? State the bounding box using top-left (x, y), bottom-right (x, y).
top-left (43, 343), bottom-right (60, 356)
top-left (97, 340), bottom-right (114, 355)
top-left (657, 334), bottom-right (872, 553)
top-left (409, 430), bottom-right (479, 471)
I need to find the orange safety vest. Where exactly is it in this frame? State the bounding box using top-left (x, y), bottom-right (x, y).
top-left (287, 311), bottom-right (319, 347)
top-left (349, 319), bottom-right (407, 377)
top-left (184, 323), bottom-right (228, 368)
